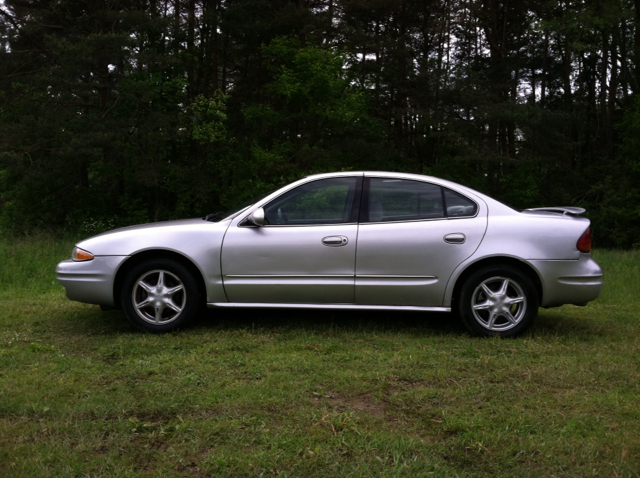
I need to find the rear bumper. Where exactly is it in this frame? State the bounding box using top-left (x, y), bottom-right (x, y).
top-left (530, 254), bottom-right (603, 308)
top-left (56, 256), bottom-right (128, 307)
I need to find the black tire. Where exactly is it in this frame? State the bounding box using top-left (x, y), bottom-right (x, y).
top-left (120, 258), bottom-right (201, 333)
top-left (457, 265), bottom-right (539, 337)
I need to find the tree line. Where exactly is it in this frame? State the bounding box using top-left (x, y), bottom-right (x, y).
top-left (1, 0), bottom-right (639, 247)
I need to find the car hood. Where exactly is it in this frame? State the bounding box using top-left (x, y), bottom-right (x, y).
top-left (76, 218), bottom-right (230, 256)
top-left (85, 218), bottom-right (208, 239)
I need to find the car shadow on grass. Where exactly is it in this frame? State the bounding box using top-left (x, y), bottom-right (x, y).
top-left (194, 306), bottom-right (608, 340)
top-left (193, 307), bottom-right (469, 337)
top-left (59, 302), bottom-right (605, 340)
top-left (50, 304), bottom-right (466, 338)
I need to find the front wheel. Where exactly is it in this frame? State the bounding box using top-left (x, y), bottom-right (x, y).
top-left (457, 265), bottom-right (539, 337)
top-left (121, 258), bottom-right (201, 332)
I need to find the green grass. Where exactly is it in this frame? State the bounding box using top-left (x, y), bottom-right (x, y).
top-left (1, 237), bottom-right (639, 477)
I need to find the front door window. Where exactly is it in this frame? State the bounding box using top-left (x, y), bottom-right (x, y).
top-left (263, 177), bottom-right (359, 225)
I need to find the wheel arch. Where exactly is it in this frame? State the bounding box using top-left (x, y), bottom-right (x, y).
top-left (113, 249), bottom-right (208, 309)
top-left (449, 256), bottom-right (543, 311)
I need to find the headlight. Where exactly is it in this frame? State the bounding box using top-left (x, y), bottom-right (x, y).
top-left (72, 246), bottom-right (94, 261)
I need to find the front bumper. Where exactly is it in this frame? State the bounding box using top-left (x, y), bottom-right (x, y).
top-left (56, 256), bottom-right (128, 307)
top-left (530, 254), bottom-right (603, 308)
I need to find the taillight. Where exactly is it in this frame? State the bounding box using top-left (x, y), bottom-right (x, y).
top-left (577, 228), bottom-right (592, 253)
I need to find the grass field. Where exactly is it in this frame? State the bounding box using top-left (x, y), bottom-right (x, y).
top-left (1, 235), bottom-right (639, 477)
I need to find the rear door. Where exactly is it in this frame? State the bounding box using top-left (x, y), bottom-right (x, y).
top-left (355, 176), bottom-right (487, 306)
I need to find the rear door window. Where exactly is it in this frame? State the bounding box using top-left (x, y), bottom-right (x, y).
top-left (365, 178), bottom-right (444, 222)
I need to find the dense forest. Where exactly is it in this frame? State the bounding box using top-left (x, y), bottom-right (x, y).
top-left (1, 0), bottom-right (639, 247)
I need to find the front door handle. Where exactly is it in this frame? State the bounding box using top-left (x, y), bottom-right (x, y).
top-left (444, 233), bottom-right (466, 244)
top-left (322, 236), bottom-right (349, 247)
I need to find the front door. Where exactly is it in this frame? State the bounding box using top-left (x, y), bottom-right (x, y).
top-left (221, 176), bottom-right (362, 304)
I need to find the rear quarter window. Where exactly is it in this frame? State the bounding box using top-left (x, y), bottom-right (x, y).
top-left (443, 188), bottom-right (478, 217)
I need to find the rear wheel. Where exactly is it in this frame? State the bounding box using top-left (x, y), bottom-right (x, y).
top-left (121, 258), bottom-right (200, 332)
top-left (458, 265), bottom-right (539, 337)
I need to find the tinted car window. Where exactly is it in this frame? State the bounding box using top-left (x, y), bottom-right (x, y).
top-left (367, 178), bottom-right (444, 222)
top-left (443, 188), bottom-right (478, 217)
top-left (264, 177), bottom-right (358, 225)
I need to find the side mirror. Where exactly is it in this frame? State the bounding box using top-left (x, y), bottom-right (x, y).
top-left (248, 207), bottom-right (265, 226)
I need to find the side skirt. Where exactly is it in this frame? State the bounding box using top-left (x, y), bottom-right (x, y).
top-left (208, 302), bottom-right (451, 313)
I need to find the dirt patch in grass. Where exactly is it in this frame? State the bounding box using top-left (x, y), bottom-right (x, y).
top-left (312, 387), bottom-right (385, 418)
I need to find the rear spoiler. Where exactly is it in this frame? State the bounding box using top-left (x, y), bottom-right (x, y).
top-left (522, 207), bottom-right (586, 217)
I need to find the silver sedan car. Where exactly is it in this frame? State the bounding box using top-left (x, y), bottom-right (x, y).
top-left (56, 171), bottom-right (603, 336)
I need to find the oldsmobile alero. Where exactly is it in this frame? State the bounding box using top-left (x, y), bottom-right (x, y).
top-left (56, 171), bottom-right (603, 336)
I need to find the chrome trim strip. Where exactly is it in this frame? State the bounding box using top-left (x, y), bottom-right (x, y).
top-left (258, 222), bottom-right (358, 228)
top-left (225, 274), bottom-right (436, 279)
top-left (225, 274), bottom-right (354, 278)
top-left (357, 275), bottom-right (437, 279)
top-left (360, 215), bottom-right (477, 225)
top-left (208, 302), bottom-right (451, 312)
top-left (361, 217), bottom-right (446, 225)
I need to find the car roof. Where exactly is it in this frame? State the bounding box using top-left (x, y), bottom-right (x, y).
top-left (303, 171), bottom-right (487, 199)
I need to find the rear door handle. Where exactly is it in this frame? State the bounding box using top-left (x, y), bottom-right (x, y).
top-left (444, 233), bottom-right (466, 244)
top-left (322, 236), bottom-right (349, 247)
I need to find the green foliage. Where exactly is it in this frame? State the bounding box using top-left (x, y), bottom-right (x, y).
top-left (190, 91), bottom-right (230, 144)
top-left (202, 36), bottom-right (391, 208)
top-left (239, 37), bottom-right (387, 187)
top-left (0, 0), bottom-right (639, 246)
top-left (618, 97), bottom-right (640, 175)
top-left (587, 97), bottom-right (640, 248)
